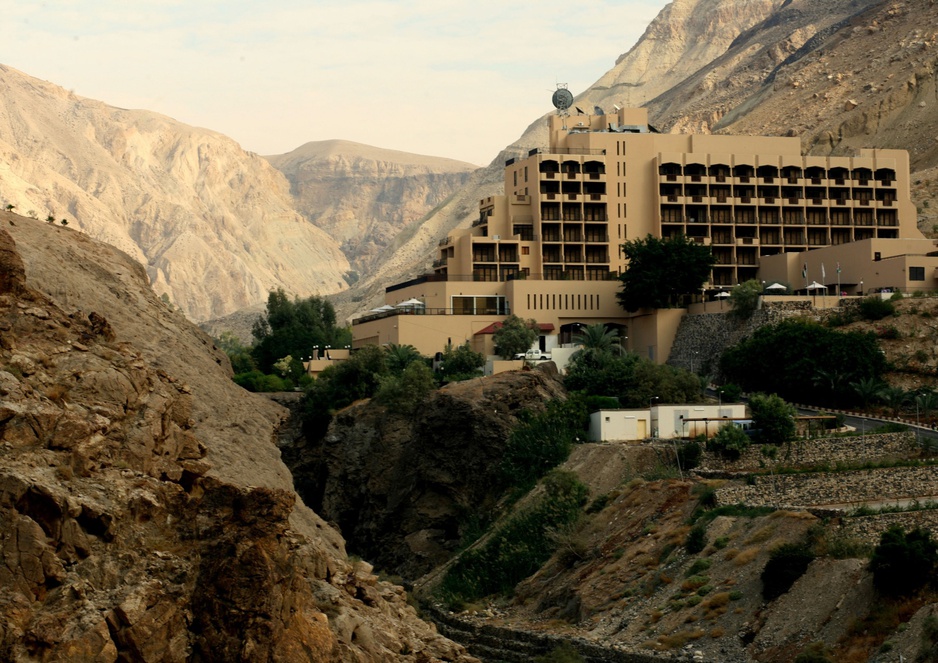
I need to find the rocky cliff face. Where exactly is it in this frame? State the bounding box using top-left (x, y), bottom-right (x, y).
top-left (266, 140), bottom-right (476, 276)
top-left (283, 366), bottom-right (567, 579)
top-left (650, 0), bottom-right (938, 171)
top-left (0, 64), bottom-right (351, 323)
top-left (0, 211), bottom-right (475, 662)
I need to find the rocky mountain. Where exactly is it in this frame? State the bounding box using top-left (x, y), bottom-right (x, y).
top-left (0, 211), bottom-right (475, 662)
top-left (283, 366), bottom-right (569, 579)
top-left (334, 0), bottom-right (938, 320)
top-left (266, 140), bottom-right (476, 276)
top-left (0, 64), bottom-right (351, 323)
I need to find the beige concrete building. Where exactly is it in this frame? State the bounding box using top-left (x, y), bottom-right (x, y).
top-left (352, 106), bottom-right (918, 360)
top-left (759, 237), bottom-right (938, 296)
top-left (588, 403), bottom-right (747, 442)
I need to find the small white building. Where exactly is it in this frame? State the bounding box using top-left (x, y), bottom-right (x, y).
top-left (588, 409), bottom-right (651, 443)
top-left (589, 403), bottom-right (747, 442)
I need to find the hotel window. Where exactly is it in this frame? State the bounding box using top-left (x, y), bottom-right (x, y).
top-left (910, 266), bottom-right (925, 281)
top-left (522, 247), bottom-right (530, 255)
top-left (524, 166), bottom-right (528, 182)
top-left (513, 171), bottom-right (517, 186)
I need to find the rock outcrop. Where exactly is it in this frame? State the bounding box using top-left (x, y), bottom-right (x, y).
top-left (266, 140), bottom-right (476, 275)
top-left (284, 366), bottom-right (567, 579)
top-left (0, 211), bottom-right (475, 662)
top-left (0, 64), bottom-right (351, 323)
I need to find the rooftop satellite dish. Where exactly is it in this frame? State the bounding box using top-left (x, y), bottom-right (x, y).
top-left (613, 104), bottom-right (622, 111)
top-left (594, 105), bottom-right (605, 115)
top-left (552, 85), bottom-right (574, 112)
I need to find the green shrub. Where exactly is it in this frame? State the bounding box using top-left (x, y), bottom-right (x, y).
top-left (870, 525), bottom-right (938, 595)
top-left (686, 558), bottom-right (712, 576)
top-left (761, 543), bottom-right (815, 601)
top-left (438, 470), bottom-right (588, 604)
top-left (500, 398), bottom-right (588, 491)
top-left (686, 524), bottom-right (708, 554)
top-left (534, 643), bottom-right (584, 663)
top-left (709, 425), bottom-right (750, 459)
top-left (373, 361), bottom-right (436, 412)
top-left (859, 296), bottom-right (896, 321)
top-left (677, 440), bottom-right (702, 470)
top-left (794, 642), bottom-right (834, 663)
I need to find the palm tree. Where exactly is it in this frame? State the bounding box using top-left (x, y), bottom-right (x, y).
top-left (878, 385), bottom-right (909, 418)
top-left (851, 377), bottom-right (884, 409)
top-left (384, 343), bottom-right (423, 373)
top-left (572, 323), bottom-right (626, 357)
top-left (813, 368), bottom-right (847, 404)
top-left (915, 390), bottom-right (938, 424)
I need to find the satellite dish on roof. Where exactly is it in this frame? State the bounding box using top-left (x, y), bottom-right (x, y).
top-left (594, 105), bottom-right (605, 115)
top-left (552, 85), bottom-right (574, 111)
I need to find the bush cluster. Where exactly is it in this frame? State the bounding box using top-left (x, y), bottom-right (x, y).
top-left (438, 470), bottom-right (588, 605)
top-left (500, 397), bottom-right (589, 491)
top-left (870, 525), bottom-right (937, 595)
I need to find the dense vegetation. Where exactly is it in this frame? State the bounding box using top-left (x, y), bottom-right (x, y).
top-left (870, 525), bottom-right (938, 596)
top-left (616, 234), bottom-right (714, 312)
top-left (223, 289), bottom-right (352, 391)
top-left (564, 342), bottom-right (701, 407)
top-left (251, 289), bottom-right (351, 374)
top-left (438, 469), bottom-right (588, 607)
top-left (500, 397), bottom-right (589, 492)
top-left (721, 319), bottom-right (886, 407)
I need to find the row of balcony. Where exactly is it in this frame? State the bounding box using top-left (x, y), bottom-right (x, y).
top-left (540, 171), bottom-right (605, 181)
top-left (663, 219), bottom-right (898, 228)
top-left (660, 174), bottom-right (895, 186)
top-left (660, 195), bottom-right (895, 207)
top-left (540, 192), bottom-right (607, 202)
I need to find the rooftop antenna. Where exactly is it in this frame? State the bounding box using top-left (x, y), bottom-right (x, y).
top-left (551, 83), bottom-right (574, 130)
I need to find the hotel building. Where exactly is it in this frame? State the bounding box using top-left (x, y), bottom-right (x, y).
top-left (352, 107), bottom-right (921, 360)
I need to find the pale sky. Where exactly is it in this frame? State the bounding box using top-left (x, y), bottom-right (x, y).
top-left (0, 1), bottom-right (668, 166)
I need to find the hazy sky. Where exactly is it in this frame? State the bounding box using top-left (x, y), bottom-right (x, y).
top-left (0, 1), bottom-right (668, 166)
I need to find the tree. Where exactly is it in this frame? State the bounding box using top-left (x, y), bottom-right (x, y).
top-left (251, 289), bottom-right (350, 374)
top-left (45, 214), bottom-right (55, 223)
top-left (438, 342), bottom-right (484, 382)
top-left (492, 315), bottom-right (538, 359)
top-left (572, 323), bottom-right (625, 358)
top-left (384, 343), bottom-right (423, 373)
top-left (616, 234), bottom-right (715, 312)
top-left (870, 525), bottom-right (937, 595)
top-left (721, 319), bottom-right (886, 407)
top-left (879, 385), bottom-right (909, 418)
top-left (749, 393), bottom-right (796, 446)
top-left (709, 424), bottom-right (750, 459)
top-left (374, 361), bottom-right (436, 413)
top-left (4, 204), bottom-right (14, 212)
top-left (850, 377), bottom-right (884, 409)
top-left (915, 389), bottom-right (938, 423)
top-left (728, 279), bottom-right (763, 319)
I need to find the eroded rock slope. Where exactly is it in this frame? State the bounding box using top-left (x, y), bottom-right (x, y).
top-left (0, 211), bottom-right (475, 662)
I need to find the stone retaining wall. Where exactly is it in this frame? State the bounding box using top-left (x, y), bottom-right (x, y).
top-left (667, 301), bottom-right (818, 374)
top-left (425, 604), bottom-right (668, 663)
top-left (716, 466), bottom-right (938, 509)
top-left (698, 432), bottom-right (919, 472)
top-left (835, 510), bottom-right (938, 546)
